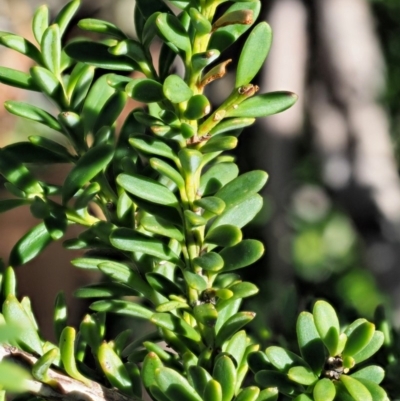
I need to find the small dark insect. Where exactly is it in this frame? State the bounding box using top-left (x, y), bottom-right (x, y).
top-left (324, 356), bottom-right (345, 380)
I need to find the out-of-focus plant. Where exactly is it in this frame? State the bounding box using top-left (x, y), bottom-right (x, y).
top-left (0, 1), bottom-right (390, 400)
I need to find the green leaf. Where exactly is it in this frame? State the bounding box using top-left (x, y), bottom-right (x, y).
top-left (151, 313), bottom-right (201, 343)
top-left (236, 387), bottom-right (261, 401)
top-left (351, 365), bottom-right (385, 384)
top-left (141, 214), bottom-right (183, 241)
top-left (54, 0), bottom-right (80, 36)
top-left (219, 240), bottom-right (264, 271)
top-left (163, 74), bottom-right (193, 103)
top-left (255, 371), bottom-right (301, 397)
top-left (0, 33), bottom-right (42, 64)
top-left (194, 197), bottom-right (225, 215)
top-left (343, 321), bottom-right (375, 357)
top-left (183, 271), bottom-right (207, 292)
top-left (236, 22), bottom-right (272, 87)
top-left (68, 64), bottom-right (95, 111)
top-left (340, 375), bottom-right (373, 401)
top-left (41, 25), bottom-right (61, 77)
top-left (32, 5), bottom-right (49, 44)
top-left (130, 135), bottom-right (178, 161)
top-left (117, 173), bottom-right (178, 207)
top-left (296, 312), bottom-right (325, 375)
top-left (193, 303), bottom-right (218, 327)
top-left (32, 348), bottom-right (59, 386)
top-left (215, 311), bottom-right (255, 346)
top-left (192, 50), bottom-right (220, 74)
top-left (146, 272), bottom-right (183, 297)
top-left (287, 366), bottom-right (318, 386)
top-left (90, 299), bottom-right (153, 320)
top-left (126, 78), bottom-right (165, 103)
top-left (155, 367), bottom-right (202, 401)
top-left (65, 40), bottom-right (135, 71)
top-left (156, 13), bottom-right (191, 54)
top-left (4, 101), bottom-right (62, 132)
top-left (188, 365), bottom-right (212, 396)
top-left (266, 346), bottom-right (307, 373)
top-left (184, 95), bottom-right (211, 120)
top-left (225, 330), bottom-right (247, 365)
top-left (208, 2), bottom-right (261, 53)
top-left (2, 294), bottom-right (43, 355)
top-left (0, 66), bottom-right (38, 90)
top-left (200, 162), bottom-right (239, 196)
top-left (78, 18), bottom-right (127, 39)
top-left (248, 351), bottom-right (272, 374)
top-left (189, 8), bottom-right (212, 35)
top-left (185, 210), bottom-right (207, 227)
top-left (62, 144), bottom-right (114, 204)
top-left (256, 388), bottom-right (279, 401)
top-left (207, 222), bottom-right (242, 246)
top-left (200, 136), bottom-right (238, 153)
top-left (210, 117), bottom-right (255, 136)
top-left (227, 92), bottom-right (297, 118)
top-left (0, 149), bottom-right (43, 194)
top-left (354, 379), bottom-right (388, 401)
top-left (352, 331), bottom-right (384, 363)
top-left (9, 223), bottom-right (52, 266)
top-left (204, 379), bottom-right (222, 401)
top-left (150, 158), bottom-right (185, 190)
top-left (110, 228), bottom-right (180, 262)
top-left (313, 300), bottom-right (340, 356)
top-left (210, 194), bottom-right (263, 230)
top-left (59, 327), bottom-right (91, 385)
top-left (179, 149), bottom-right (203, 175)
top-left (30, 66), bottom-right (67, 107)
top-left (193, 252), bottom-right (224, 272)
top-left (216, 170), bottom-right (268, 207)
top-left (213, 355), bottom-right (236, 401)
top-left (142, 352), bottom-right (164, 388)
top-left (98, 342), bottom-right (134, 396)
top-left (228, 282), bottom-right (259, 301)
top-left (29, 135), bottom-right (73, 162)
top-left (313, 378), bottom-right (336, 401)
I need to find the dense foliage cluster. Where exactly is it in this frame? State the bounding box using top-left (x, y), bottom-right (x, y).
top-left (0, 0), bottom-right (392, 400)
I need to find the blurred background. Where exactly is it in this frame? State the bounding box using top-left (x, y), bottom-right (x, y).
top-left (0, 0), bottom-right (399, 347)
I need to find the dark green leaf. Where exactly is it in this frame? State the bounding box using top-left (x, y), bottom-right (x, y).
top-left (199, 162), bottom-right (239, 196)
top-left (205, 224), bottom-right (242, 247)
top-left (0, 33), bottom-right (42, 64)
top-left (91, 299), bottom-right (153, 319)
top-left (193, 197), bottom-right (225, 215)
top-left (129, 135), bottom-right (178, 161)
top-left (117, 173), bottom-right (178, 207)
top-left (62, 144), bottom-right (114, 204)
top-left (236, 22), bottom-right (272, 87)
top-left (266, 346), bottom-right (307, 373)
top-left (151, 313), bottom-right (201, 343)
top-left (184, 95), bottom-right (211, 120)
top-left (54, 0), bottom-right (80, 36)
top-left (65, 40), bottom-right (135, 71)
top-left (255, 370), bottom-right (301, 397)
top-left (32, 5), bottom-right (49, 44)
top-left (226, 92), bottom-right (297, 118)
top-left (216, 170), bottom-right (268, 207)
top-left (146, 272), bottom-right (184, 296)
top-left (4, 101), bottom-right (62, 132)
top-left (110, 228), bottom-right (180, 262)
top-left (215, 311), bottom-right (255, 346)
top-left (0, 66), bottom-right (38, 90)
top-left (163, 74), bottom-right (193, 103)
top-left (296, 312), bottom-right (325, 375)
top-left (219, 240), bottom-right (264, 271)
top-left (126, 78), bottom-right (165, 103)
top-left (193, 252), bottom-right (224, 272)
top-left (10, 223), bottom-right (52, 266)
top-left (74, 282), bottom-right (136, 298)
top-left (156, 13), bottom-right (191, 54)
top-left (78, 18), bottom-right (127, 39)
top-left (183, 271), bottom-right (207, 292)
top-left (41, 25), bottom-right (61, 77)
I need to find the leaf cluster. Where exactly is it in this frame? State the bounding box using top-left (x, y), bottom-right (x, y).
top-left (0, 0), bottom-right (389, 401)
